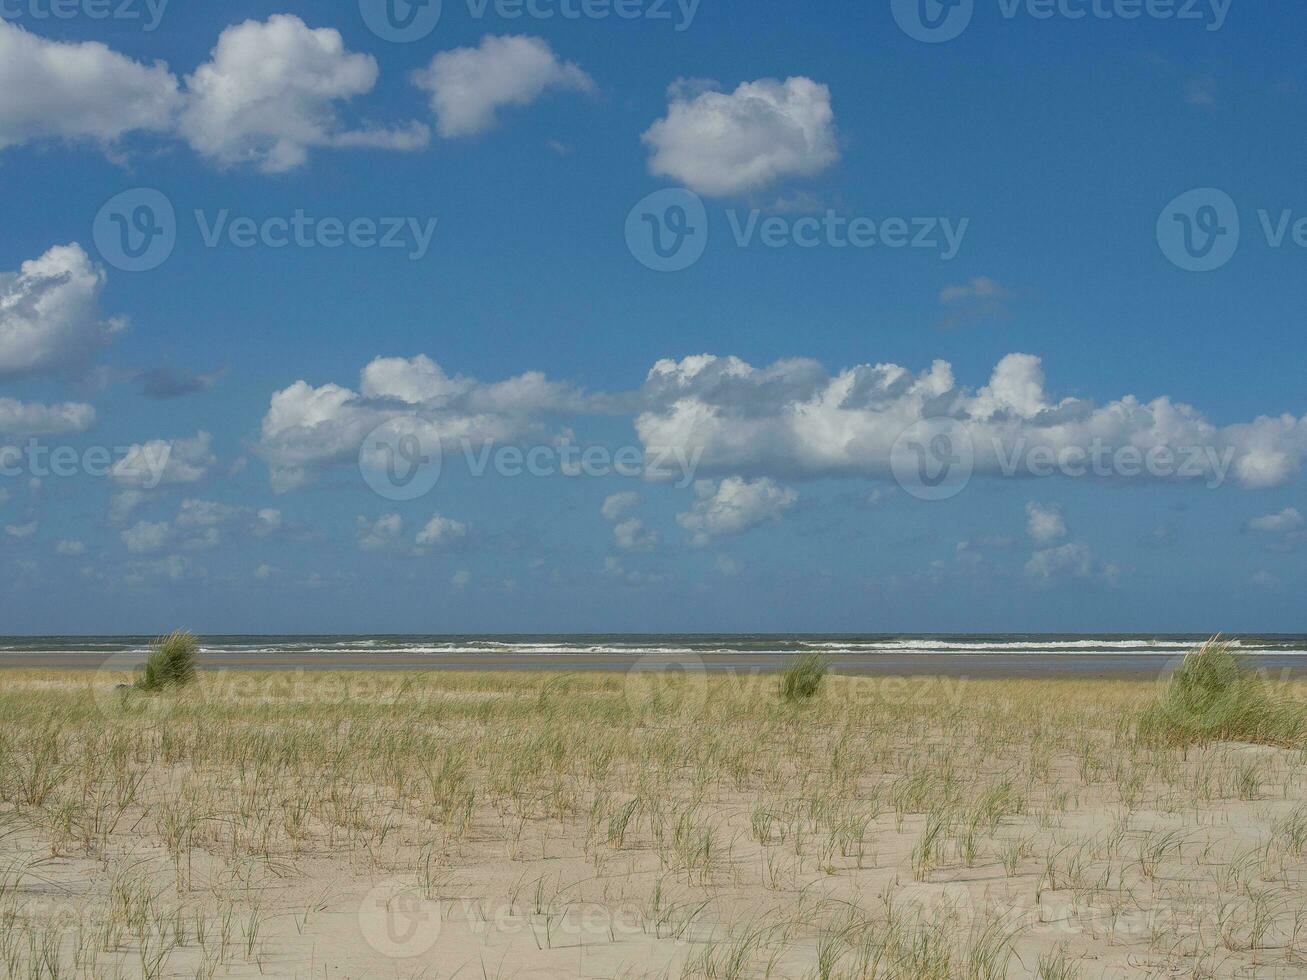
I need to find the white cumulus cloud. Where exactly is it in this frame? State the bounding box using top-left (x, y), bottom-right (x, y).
top-left (121, 520), bottom-right (170, 554)
top-left (357, 513), bottom-right (403, 551)
top-left (254, 509), bottom-right (282, 537)
top-left (180, 14), bottom-right (428, 172)
top-left (613, 517), bottom-right (658, 552)
top-left (601, 492), bottom-right (656, 550)
top-left (256, 354), bottom-right (595, 493)
top-left (601, 491), bottom-right (641, 522)
top-left (0, 398), bottom-right (95, 436)
top-left (112, 432), bottom-right (216, 488)
top-left (257, 351), bottom-right (1307, 499)
top-left (634, 352), bottom-right (1307, 491)
top-left (176, 498), bottom-right (240, 528)
top-left (412, 35), bottom-right (593, 139)
top-left (0, 244), bottom-right (122, 381)
top-left (0, 16), bottom-right (425, 171)
top-left (1025, 542), bottom-right (1119, 588)
top-left (642, 77), bottom-right (838, 196)
top-left (1025, 503), bottom-right (1067, 545)
top-left (415, 513), bottom-right (469, 550)
top-left (109, 490), bottom-right (147, 527)
top-left (5, 519), bottom-right (38, 539)
top-left (1247, 508), bottom-right (1304, 534)
top-left (941, 277), bottom-right (1009, 305)
top-left (677, 477), bottom-right (797, 547)
top-left (0, 20), bottom-right (180, 151)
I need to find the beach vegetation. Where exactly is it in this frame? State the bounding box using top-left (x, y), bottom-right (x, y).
top-left (1139, 638), bottom-right (1307, 748)
top-left (779, 652), bottom-right (828, 702)
top-left (134, 631), bottom-right (199, 693)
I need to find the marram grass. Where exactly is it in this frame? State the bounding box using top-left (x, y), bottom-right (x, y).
top-left (134, 630), bottom-right (199, 692)
top-left (779, 652), bottom-right (829, 702)
top-left (1139, 638), bottom-right (1307, 748)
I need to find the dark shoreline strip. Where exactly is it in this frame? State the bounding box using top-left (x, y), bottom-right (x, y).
top-left (4, 651), bottom-right (1307, 679)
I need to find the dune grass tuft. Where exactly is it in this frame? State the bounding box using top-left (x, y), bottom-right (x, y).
top-left (135, 630), bottom-right (199, 693)
top-left (779, 652), bottom-right (829, 702)
top-left (1139, 638), bottom-right (1307, 748)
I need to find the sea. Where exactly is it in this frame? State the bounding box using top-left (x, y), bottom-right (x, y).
top-left (2, 634), bottom-right (1306, 658)
top-left (1, 634), bottom-right (1306, 677)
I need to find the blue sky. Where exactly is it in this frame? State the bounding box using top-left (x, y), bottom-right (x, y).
top-left (0, 0), bottom-right (1303, 634)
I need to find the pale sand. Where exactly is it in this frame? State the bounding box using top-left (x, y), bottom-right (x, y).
top-left (2, 668), bottom-right (1307, 978)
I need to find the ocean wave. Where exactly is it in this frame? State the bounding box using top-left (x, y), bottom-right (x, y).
top-left (6, 635), bottom-right (1307, 660)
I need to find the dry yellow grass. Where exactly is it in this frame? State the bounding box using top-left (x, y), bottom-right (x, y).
top-left (2, 667), bottom-right (1307, 978)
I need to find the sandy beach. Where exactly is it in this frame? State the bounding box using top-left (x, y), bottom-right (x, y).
top-left (3, 2), bottom-right (1300, 978)
top-left (3, 661), bottom-right (1307, 978)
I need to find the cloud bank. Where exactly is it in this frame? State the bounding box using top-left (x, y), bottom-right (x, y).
top-left (634, 352), bottom-right (1307, 490)
top-left (256, 351), bottom-right (1307, 497)
top-left (0, 16), bottom-right (428, 171)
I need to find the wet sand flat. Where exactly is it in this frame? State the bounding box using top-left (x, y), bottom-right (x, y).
top-left (3, 648), bottom-right (1307, 678)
